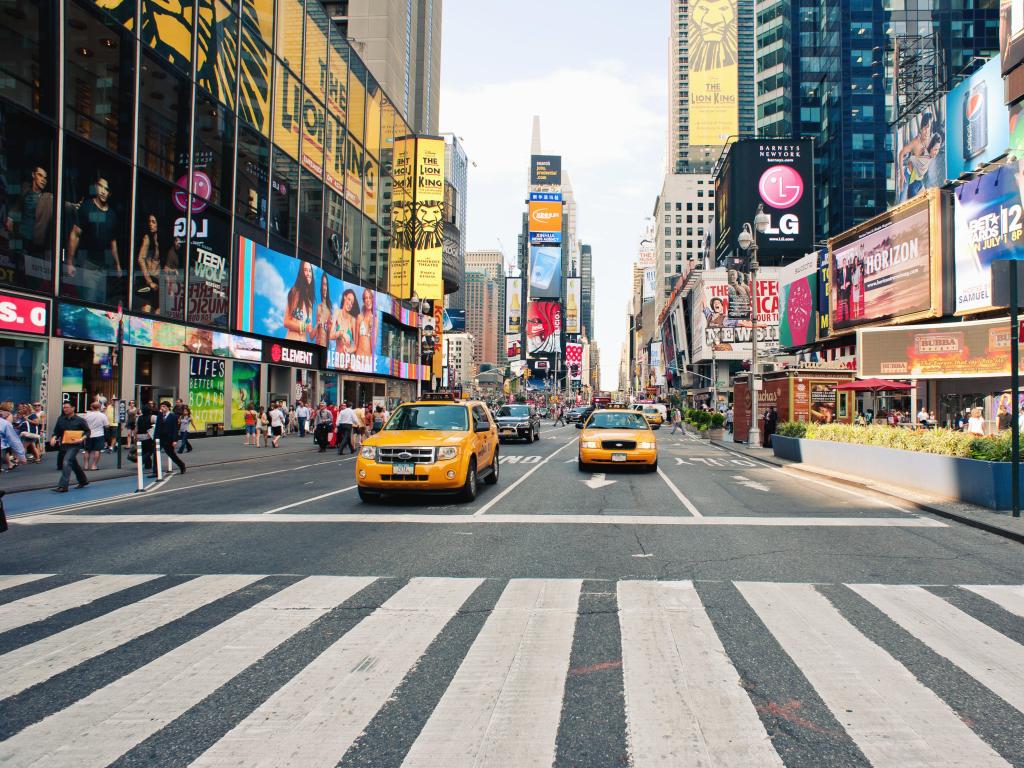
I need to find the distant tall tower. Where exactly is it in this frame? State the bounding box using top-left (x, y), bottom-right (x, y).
top-left (668, 0), bottom-right (756, 173)
top-left (326, 0), bottom-right (443, 133)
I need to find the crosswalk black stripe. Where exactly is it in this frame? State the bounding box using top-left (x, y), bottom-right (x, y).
top-left (930, 585), bottom-right (1024, 646)
top-left (818, 584), bottom-right (1024, 766)
top-left (0, 574), bottom-right (83, 607)
top-left (0, 575), bottom-right (189, 656)
top-left (697, 581), bottom-right (872, 768)
top-left (337, 578), bottom-right (507, 768)
top-left (553, 580), bottom-right (628, 768)
top-left (109, 577), bottom-right (408, 768)
top-left (0, 575), bottom-right (300, 742)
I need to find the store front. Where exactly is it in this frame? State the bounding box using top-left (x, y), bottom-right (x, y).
top-left (134, 348), bottom-right (180, 406)
top-left (0, 291), bottom-right (50, 406)
top-left (263, 341), bottom-right (320, 405)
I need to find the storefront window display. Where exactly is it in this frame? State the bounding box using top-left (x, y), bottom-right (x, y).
top-left (64, 2), bottom-right (133, 157)
top-left (0, 335), bottom-right (47, 406)
top-left (188, 355), bottom-right (226, 429)
top-left (0, 105), bottom-right (56, 294)
top-left (62, 341), bottom-right (117, 412)
top-left (61, 139), bottom-right (131, 309)
top-left (0, 0), bottom-right (58, 118)
top-left (320, 371), bottom-right (338, 406)
top-left (132, 172), bottom-right (185, 320)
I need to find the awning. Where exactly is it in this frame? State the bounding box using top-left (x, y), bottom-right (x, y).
top-left (835, 378), bottom-right (913, 393)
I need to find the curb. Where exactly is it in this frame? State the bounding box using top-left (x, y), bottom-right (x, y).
top-left (708, 440), bottom-right (1024, 546)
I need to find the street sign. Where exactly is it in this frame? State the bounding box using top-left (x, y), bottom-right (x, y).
top-left (117, 400), bottom-right (127, 424)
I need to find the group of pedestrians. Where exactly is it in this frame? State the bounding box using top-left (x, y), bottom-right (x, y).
top-left (0, 401), bottom-right (45, 470)
top-left (242, 401), bottom-right (298, 448)
top-left (309, 401), bottom-right (389, 454)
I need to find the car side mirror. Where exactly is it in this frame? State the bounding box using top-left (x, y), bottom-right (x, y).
top-left (576, 422), bottom-right (584, 429)
top-left (475, 420), bottom-right (491, 433)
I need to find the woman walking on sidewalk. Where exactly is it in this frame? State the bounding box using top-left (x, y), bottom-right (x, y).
top-left (256, 407), bottom-right (268, 447)
top-left (269, 404), bottom-right (285, 448)
top-left (177, 405), bottom-right (194, 453)
top-left (243, 404), bottom-right (257, 446)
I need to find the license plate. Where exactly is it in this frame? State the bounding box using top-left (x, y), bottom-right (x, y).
top-left (392, 462), bottom-right (415, 475)
top-left (501, 429), bottom-right (515, 436)
top-left (612, 453), bottom-right (627, 462)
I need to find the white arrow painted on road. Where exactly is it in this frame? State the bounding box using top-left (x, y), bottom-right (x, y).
top-left (675, 457), bottom-right (690, 465)
top-left (732, 475), bottom-right (770, 492)
top-left (582, 473), bottom-right (617, 489)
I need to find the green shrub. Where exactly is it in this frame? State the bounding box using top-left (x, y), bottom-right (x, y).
top-left (776, 421), bottom-right (807, 438)
top-left (710, 413), bottom-right (726, 428)
top-left (775, 422), bottom-right (1011, 459)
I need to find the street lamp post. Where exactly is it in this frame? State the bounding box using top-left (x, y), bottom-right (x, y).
top-left (737, 205), bottom-right (770, 446)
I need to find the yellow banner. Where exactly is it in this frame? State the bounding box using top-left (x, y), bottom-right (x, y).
top-left (388, 136), bottom-right (415, 298)
top-left (688, 0), bottom-right (738, 146)
top-left (412, 137), bottom-right (445, 302)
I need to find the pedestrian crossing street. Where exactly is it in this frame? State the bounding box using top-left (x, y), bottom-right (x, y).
top-left (0, 573), bottom-right (1022, 767)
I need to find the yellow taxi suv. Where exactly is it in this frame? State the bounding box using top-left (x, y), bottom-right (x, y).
top-left (577, 409), bottom-right (658, 472)
top-left (356, 395), bottom-right (499, 503)
top-left (633, 403), bottom-right (666, 426)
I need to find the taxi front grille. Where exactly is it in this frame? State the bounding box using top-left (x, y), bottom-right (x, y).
top-left (378, 446), bottom-right (436, 464)
top-left (381, 474), bottom-right (430, 481)
top-left (601, 440), bottom-right (637, 450)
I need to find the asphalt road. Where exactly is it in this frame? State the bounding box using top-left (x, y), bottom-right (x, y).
top-left (2, 421), bottom-right (1024, 767)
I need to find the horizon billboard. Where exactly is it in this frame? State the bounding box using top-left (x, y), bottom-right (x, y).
top-left (946, 56), bottom-right (1010, 180)
top-left (688, 0), bottom-right (738, 145)
top-left (828, 191), bottom-right (943, 333)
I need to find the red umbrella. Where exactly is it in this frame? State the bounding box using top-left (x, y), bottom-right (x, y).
top-left (835, 378), bottom-right (913, 393)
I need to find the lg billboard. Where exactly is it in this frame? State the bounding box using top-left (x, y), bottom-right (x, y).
top-left (715, 139), bottom-right (814, 262)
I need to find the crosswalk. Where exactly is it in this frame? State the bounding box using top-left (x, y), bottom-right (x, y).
top-left (0, 574), bottom-right (1022, 767)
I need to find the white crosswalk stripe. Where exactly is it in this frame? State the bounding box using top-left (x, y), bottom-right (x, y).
top-left (0, 574), bottom-right (1021, 768)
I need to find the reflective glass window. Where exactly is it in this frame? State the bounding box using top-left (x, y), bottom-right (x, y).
top-left (132, 171), bottom-right (185, 319)
top-left (347, 57), bottom-right (366, 144)
top-left (322, 187), bottom-right (345, 278)
top-left (342, 200), bottom-right (360, 281)
top-left (304, 2), bottom-right (329, 105)
top-left (365, 76), bottom-right (381, 160)
top-left (326, 30), bottom-right (348, 125)
top-left (324, 112), bottom-right (345, 197)
top-left (196, 0), bottom-right (238, 110)
top-left (0, 0), bottom-right (58, 117)
top-left (193, 95), bottom-right (235, 208)
top-left (270, 149), bottom-right (298, 250)
top-left (300, 88), bottom-right (325, 181)
top-left (239, 0), bottom-right (273, 44)
top-left (235, 123), bottom-right (269, 231)
top-left (344, 135), bottom-right (363, 210)
top-left (139, 0), bottom-right (193, 73)
top-left (237, 32), bottom-right (271, 135)
top-left (275, 0), bottom-right (303, 78)
top-left (298, 169), bottom-right (322, 260)
top-left (138, 52), bottom-right (192, 184)
top-left (273, 58), bottom-right (300, 159)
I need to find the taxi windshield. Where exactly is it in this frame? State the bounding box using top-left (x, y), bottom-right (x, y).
top-left (384, 405), bottom-right (469, 432)
top-left (496, 405), bottom-right (529, 418)
top-left (586, 412), bottom-right (649, 430)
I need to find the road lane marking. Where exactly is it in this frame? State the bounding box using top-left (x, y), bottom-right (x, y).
top-left (17, 513), bottom-right (949, 527)
top-left (582, 472), bottom-right (616, 489)
top-left (738, 582), bottom-right (1008, 768)
top-left (192, 578), bottom-right (480, 768)
top-left (403, 579), bottom-right (581, 767)
top-left (0, 574), bottom-right (159, 634)
top-left (657, 468), bottom-right (702, 517)
top-left (962, 585), bottom-right (1024, 618)
top-left (262, 485), bottom-right (357, 514)
top-left (0, 577), bottom-right (373, 768)
top-left (0, 574), bottom-right (53, 591)
top-left (620, 581), bottom-right (783, 766)
top-left (472, 437), bottom-right (579, 517)
top-left (732, 475), bottom-right (770, 492)
top-left (0, 574), bottom-right (260, 700)
top-left (851, 584), bottom-right (1024, 713)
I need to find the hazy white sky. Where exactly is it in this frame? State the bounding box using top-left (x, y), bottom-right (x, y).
top-left (439, 1), bottom-right (668, 391)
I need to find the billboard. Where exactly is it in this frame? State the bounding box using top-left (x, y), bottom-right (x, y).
top-left (530, 155), bottom-right (562, 186)
top-left (894, 97), bottom-right (947, 203)
top-left (387, 136), bottom-right (444, 301)
top-left (388, 136), bottom-right (414, 298)
top-left (953, 164), bottom-right (1024, 314)
top-left (828, 191), bottom-right (943, 333)
top-left (565, 341), bottom-right (583, 379)
top-left (0, 292), bottom-right (48, 336)
top-left (690, 267), bottom-right (780, 362)
top-left (529, 245), bottom-right (561, 299)
top-left (526, 300), bottom-right (561, 355)
top-left (505, 276), bottom-right (523, 334)
top-left (528, 200), bottom-right (563, 245)
top-left (688, 0), bottom-right (738, 145)
top-left (642, 267), bottom-right (658, 304)
top-left (188, 356), bottom-right (225, 431)
top-left (716, 140), bottom-right (815, 259)
top-left (816, 249), bottom-right (831, 341)
top-left (506, 334), bottom-right (521, 361)
top-left (858, 318), bottom-right (1024, 379)
top-left (236, 237), bottom-right (427, 381)
top-left (778, 253), bottom-right (818, 349)
top-left (946, 56), bottom-right (1010, 179)
top-left (565, 276), bottom-right (581, 335)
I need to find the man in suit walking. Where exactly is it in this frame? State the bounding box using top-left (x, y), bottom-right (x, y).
top-left (154, 401), bottom-right (186, 476)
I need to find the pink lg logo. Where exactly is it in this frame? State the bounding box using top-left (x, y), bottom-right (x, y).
top-left (172, 171), bottom-right (213, 214)
top-left (758, 165), bottom-right (803, 209)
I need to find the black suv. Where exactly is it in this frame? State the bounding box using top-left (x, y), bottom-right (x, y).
top-left (565, 405), bottom-right (595, 424)
top-left (494, 404), bottom-right (541, 443)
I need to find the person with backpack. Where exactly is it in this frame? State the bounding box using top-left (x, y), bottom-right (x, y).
top-left (371, 405), bottom-right (386, 435)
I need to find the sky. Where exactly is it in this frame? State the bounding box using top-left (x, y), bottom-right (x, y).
top-left (439, 1), bottom-right (668, 391)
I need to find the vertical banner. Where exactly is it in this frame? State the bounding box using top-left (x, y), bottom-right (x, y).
top-left (565, 276), bottom-right (581, 335)
top-left (388, 136), bottom-right (415, 298)
top-left (230, 362), bottom-right (261, 428)
top-left (505, 276), bottom-right (523, 334)
top-left (432, 301), bottom-right (444, 380)
top-left (689, 0), bottom-right (739, 145)
top-left (413, 137), bottom-right (445, 301)
top-left (188, 356), bottom-right (225, 430)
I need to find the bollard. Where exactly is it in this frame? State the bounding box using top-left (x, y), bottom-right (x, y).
top-left (155, 440), bottom-right (163, 481)
top-left (167, 451), bottom-right (173, 475)
top-left (136, 439), bottom-right (144, 492)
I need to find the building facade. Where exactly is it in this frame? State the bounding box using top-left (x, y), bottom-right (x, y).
top-left (578, 243), bottom-right (594, 341)
top-left (0, 0), bottom-right (441, 423)
top-left (443, 134), bottom-right (468, 309)
top-left (444, 331), bottom-right (474, 388)
top-left (462, 270), bottom-right (499, 371)
top-left (653, 173), bottom-right (715, 317)
top-left (324, 0), bottom-right (442, 134)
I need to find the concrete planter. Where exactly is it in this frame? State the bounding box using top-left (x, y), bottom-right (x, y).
top-left (701, 428), bottom-right (725, 440)
top-left (772, 435), bottom-right (1024, 510)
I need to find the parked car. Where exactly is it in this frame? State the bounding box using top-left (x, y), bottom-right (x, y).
top-left (494, 404), bottom-right (541, 442)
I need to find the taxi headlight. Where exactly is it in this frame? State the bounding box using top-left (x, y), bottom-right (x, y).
top-left (437, 446), bottom-right (459, 460)
top-left (359, 446), bottom-right (377, 460)
top-left (638, 441), bottom-right (656, 450)
top-left (582, 440), bottom-right (599, 449)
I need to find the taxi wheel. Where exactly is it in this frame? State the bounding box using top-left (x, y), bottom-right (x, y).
top-left (648, 460), bottom-right (659, 473)
top-left (358, 487), bottom-right (381, 503)
top-left (484, 449), bottom-right (499, 484)
top-left (460, 459), bottom-right (478, 501)
top-left (577, 457), bottom-right (588, 472)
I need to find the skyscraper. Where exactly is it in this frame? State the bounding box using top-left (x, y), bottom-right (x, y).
top-left (669, 0), bottom-right (756, 173)
top-left (444, 135), bottom-right (469, 309)
top-left (579, 244), bottom-right (595, 341)
top-left (325, 0), bottom-right (443, 134)
top-left (464, 249), bottom-right (506, 367)
top-left (463, 270), bottom-right (500, 370)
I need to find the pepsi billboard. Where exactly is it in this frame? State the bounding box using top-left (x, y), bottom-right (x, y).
top-left (946, 56), bottom-right (1010, 180)
top-left (715, 139), bottom-right (815, 262)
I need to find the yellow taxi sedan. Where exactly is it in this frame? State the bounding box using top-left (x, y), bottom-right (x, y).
top-left (577, 409), bottom-right (658, 472)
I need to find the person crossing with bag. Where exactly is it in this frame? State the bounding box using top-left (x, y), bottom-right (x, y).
top-left (49, 402), bottom-right (87, 492)
top-left (154, 401), bottom-right (185, 475)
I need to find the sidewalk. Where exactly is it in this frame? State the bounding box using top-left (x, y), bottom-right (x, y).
top-left (710, 438), bottom-right (1024, 543)
top-left (0, 432), bottom-right (324, 495)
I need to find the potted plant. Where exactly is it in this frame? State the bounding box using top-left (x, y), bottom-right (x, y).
top-left (704, 412), bottom-right (726, 439)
